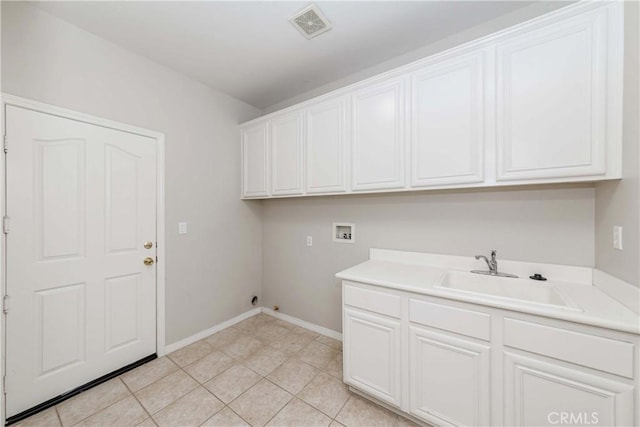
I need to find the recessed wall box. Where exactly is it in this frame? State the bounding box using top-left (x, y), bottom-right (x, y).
top-left (333, 223), bottom-right (355, 244)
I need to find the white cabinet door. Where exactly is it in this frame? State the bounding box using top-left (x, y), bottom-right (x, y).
top-left (241, 122), bottom-right (269, 198)
top-left (306, 97), bottom-right (348, 194)
top-left (411, 50), bottom-right (486, 187)
top-left (409, 326), bottom-right (491, 426)
top-left (271, 112), bottom-right (303, 196)
top-left (504, 352), bottom-right (635, 426)
top-left (495, 7), bottom-right (615, 181)
top-left (343, 308), bottom-right (402, 407)
top-left (352, 78), bottom-right (407, 191)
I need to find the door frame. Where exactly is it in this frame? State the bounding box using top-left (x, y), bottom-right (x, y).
top-left (0, 93), bottom-right (167, 423)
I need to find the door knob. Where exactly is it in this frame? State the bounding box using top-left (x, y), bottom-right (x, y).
top-left (143, 257), bottom-right (154, 266)
top-left (144, 241), bottom-right (153, 249)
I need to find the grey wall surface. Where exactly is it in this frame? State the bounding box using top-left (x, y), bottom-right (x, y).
top-left (595, 1), bottom-right (640, 287)
top-left (262, 187), bottom-right (596, 332)
top-left (1, 2), bottom-right (263, 344)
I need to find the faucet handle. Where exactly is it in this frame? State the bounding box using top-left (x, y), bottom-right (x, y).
top-left (490, 250), bottom-right (497, 259)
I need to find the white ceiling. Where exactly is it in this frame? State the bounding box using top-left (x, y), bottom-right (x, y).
top-left (35, 1), bottom-right (554, 109)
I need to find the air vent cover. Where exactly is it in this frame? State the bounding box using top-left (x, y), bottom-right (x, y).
top-left (290, 4), bottom-right (332, 39)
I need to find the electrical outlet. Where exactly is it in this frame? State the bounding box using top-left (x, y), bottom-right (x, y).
top-left (178, 222), bottom-right (188, 235)
top-left (613, 226), bottom-right (623, 250)
top-left (306, 236), bottom-right (313, 247)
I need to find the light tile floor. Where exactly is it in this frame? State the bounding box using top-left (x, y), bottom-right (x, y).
top-left (15, 313), bottom-right (419, 427)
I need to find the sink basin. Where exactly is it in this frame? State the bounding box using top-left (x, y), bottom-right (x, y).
top-left (435, 271), bottom-right (581, 311)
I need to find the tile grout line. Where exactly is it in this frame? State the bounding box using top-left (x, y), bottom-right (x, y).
top-left (332, 394), bottom-right (354, 425)
top-left (188, 379), bottom-right (227, 425)
top-left (202, 336), bottom-right (330, 426)
top-left (54, 406), bottom-right (63, 427)
top-left (64, 378), bottom-right (133, 427)
top-left (120, 375), bottom-right (156, 425)
top-left (22, 313), bottom-right (404, 427)
top-left (210, 356), bottom-right (286, 426)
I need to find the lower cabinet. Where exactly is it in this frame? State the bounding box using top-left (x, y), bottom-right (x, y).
top-left (409, 326), bottom-right (491, 426)
top-left (343, 308), bottom-right (402, 407)
top-left (503, 352), bottom-right (635, 427)
top-left (342, 280), bottom-right (638, 427)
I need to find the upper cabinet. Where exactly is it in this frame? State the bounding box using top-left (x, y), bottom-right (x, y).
top-left (271, 111), bottom-right (303, 196)
top-left (241, 122), bottom-right (269, 198)
top-left (410, 50), bottom-right (487, 187)
top-left (495, 6), bottom-right (621, 182)
top-left (306, 97), bottom-right (349, 194)
top-left (240, 2), bottom-right (623, 199)
top-left (352, 78), bottom-right (407, 191)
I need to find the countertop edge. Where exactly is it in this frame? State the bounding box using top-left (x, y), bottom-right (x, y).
top-left (336, 269), bottom-right (640, 336)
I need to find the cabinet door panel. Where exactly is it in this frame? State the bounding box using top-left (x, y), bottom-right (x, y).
top-left (306, 98), bottom-right (348, 193)
top-left (352, 79), bottom-right (406, 191)
top-left (241, 123), bottom-right (268, 198)
top-left (411, 51), bottom-right (485, 187)
top-left (409, 326), bottom-right (491, 426)
top-left (343, 308), bottom-right (402, 407)
top-left (496, 11), bottom-right (608, 181)
top-left (504, 352), bottom-right (634, 426)
top-left (271, 113), bottom-right (303, 195)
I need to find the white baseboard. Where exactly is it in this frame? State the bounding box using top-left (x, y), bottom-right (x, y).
top-left (163, 306), bottom-right (342, 355)
top-left (593, 269), bottom-right (640, 315)
top-left (164, 307), bottom-right (262, 354)
top-left (262, 307), bottom-right (342, 341)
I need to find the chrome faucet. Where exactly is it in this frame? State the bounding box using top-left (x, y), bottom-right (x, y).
top-left (475, 250), bottom-right (498, 274)
top-left (472, 250), bottom-right (518, 278)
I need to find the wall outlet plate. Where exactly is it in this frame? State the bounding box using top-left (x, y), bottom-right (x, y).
top-left (333, 222), bottom-right (355, 244)
top-left (178, 222), bottom-right (188, 234)
top-left (613, 225), bottom-right (623, 250)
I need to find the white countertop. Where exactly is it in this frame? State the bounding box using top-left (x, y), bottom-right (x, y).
top-left (336, 249), bottom-right (640, 335)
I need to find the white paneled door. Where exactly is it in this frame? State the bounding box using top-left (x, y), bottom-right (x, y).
top-left (241, 122), bottom-right (269, 198)
top-left (495, 9), bottom-right (610, 181)
top-left (5, 105), bottom-right (157, 417)
top-left (352, 78), bottom-right (407, 191)
top-left (411, 50), bottom-right (486, 187)
top-left (343, 308), bottom-right (402, 408)
top-left (306, 97), bottom-right (348, 194)
top-left (271, 112), bottom-right (303, 196)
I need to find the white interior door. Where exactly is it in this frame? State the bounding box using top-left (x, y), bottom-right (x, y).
top-left (5, 105), bottom-right (157, 417)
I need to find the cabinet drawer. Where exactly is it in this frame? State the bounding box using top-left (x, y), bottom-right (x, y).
top-left (503, 318), bottom-right (634, 378)
top-left (410, 299), bottom-right (491, 341)
top-left (344, 284), bottom-right (401, 318)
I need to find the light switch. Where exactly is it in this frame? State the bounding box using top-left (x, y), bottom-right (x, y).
top-left (306, 236), bottom-right (313, 247)
top-left (179, 222), bottom-right (188, 235)
top-left (613, 226), bottom-right (623, 250)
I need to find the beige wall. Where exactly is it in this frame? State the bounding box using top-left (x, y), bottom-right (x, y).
top-left (595, 1), bottom-right (640, 287)
top-left (262, 187), bottom-right (595, 332)
top-left (1, 2), bottom-right (263, 344)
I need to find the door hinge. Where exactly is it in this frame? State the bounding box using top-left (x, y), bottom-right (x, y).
top-left (3, 295), bottom-right (9, 314)
top-left (3, 135), bottom-right (7, 153)
top-left (2, 216), bottom-right (9, 234)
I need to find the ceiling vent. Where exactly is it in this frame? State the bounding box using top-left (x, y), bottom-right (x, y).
top-left (289, 4), bottom-right (332, 40)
